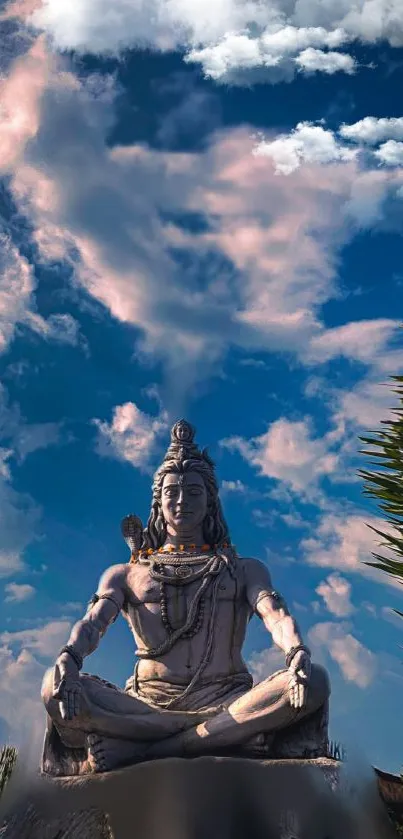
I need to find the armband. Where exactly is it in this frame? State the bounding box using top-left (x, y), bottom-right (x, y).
top-left (87, 592), bottom-right (121, 623)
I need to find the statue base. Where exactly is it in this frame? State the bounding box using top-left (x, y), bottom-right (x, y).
top-left (0, 757), bottom-right (395, 839)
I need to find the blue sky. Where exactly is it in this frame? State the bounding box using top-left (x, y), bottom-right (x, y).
top-left (0, 0), bottom-right (403, 774)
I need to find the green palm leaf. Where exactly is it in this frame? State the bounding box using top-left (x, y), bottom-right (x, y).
top-left (358, 374), bottom-right (403, 615)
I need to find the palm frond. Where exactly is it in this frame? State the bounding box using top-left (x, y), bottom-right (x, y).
top-left (0, 745), bottom-right (17, 797)
top-left (358, 373), bottom-right (403, 621)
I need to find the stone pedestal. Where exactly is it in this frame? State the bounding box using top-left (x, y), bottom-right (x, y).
top-left (0, 757), bottom-right (396, 839)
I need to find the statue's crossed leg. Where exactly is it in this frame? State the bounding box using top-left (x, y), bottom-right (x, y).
top-left (42, 664), bottom-right (330, 772)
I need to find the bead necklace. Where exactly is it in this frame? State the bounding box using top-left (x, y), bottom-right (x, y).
top-left (136, 554), bottom-right (224, 659)
top-left (148, 554), bottom-right (221, 641)
top-left (158, 577), bottom-right (205, 639)
top-left (137, 542), bottom-right (231, 561)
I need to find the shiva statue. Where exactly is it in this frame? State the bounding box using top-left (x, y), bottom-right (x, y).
top-left (41, 420), bottom-right (331, 775)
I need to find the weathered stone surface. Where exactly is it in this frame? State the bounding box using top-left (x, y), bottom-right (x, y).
top-left (0, 804), bottom-right (111, 839)
top-left (0, 756), bottom-right (396, 839)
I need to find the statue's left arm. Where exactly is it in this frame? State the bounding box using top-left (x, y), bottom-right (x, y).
top-left (242, 557), bottom-right (311, 709)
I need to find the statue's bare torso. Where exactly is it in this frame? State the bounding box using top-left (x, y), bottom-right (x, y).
top-left (120, 556), bottom-right (255, 685)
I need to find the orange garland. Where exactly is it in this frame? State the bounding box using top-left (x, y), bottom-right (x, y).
top-left (134, 542), bottom-right (232, 560)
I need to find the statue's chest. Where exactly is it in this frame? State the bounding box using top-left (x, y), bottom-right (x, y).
top-left (127, 563), bottom-right (240, 608)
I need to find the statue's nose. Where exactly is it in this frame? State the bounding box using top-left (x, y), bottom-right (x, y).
top-left (177, 487), bottom-right (186, 503)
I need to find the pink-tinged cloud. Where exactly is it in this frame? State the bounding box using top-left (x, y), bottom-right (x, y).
top-left (301, 512), bottom-right (402, 588)
top-left (221, 417), bottom-right (339, 496)
top-left (4, 60), bottom-right (402, 397)
top-left (0, 0), bottom-right (43, 21)
top-left (306, 318), bottom-right (400, 365)
top-left (0, 36), bottom-right (50, 175)
top-left (316, 573), bottom-right (355, 617)
top-left (308, 621), bottom-right (377, 688)
top-left (92, 401), bottom-right (168, 472)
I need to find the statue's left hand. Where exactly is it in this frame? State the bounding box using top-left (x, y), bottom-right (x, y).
top-left (287, 650), bottom-right (311, 710)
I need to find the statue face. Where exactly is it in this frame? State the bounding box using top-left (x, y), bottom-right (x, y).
top-left (161, 471), bottom-right (208, 536)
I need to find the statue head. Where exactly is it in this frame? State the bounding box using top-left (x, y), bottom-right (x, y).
top-left (143, 420), bottom-right (230, 550)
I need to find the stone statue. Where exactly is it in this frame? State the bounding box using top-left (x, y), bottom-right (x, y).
top-left (41, 420), bottom-right (331, 776)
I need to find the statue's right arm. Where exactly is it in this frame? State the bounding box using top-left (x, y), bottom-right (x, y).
top-left (59, 563), bottom-right (128, 666)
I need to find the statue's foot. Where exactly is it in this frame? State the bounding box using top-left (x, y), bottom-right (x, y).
top-left (87, 734), bottom-right (147, 773)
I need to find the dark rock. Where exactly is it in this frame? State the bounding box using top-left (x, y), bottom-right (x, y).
top-left (0, 757), bottom-right (396, 839)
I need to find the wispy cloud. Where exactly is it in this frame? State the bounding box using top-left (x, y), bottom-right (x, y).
top-left (0, 618), bottom-right (71, 744)
top-left (4, 581), bottom-right (36, 602)
top-left (221, 417), bottom-right (339, 496)
top-left (0, 619), bottom-right (71, 658)
top-left (0, 382), bottom-right (62, 462)
top-left (221, 479), bottom-right (248, 495)
top-left (0, 230), bottom-right (36, 355)
top-left (301, 512), bottom-right (402, 587)
top-left (0, 455), bottom-right (40, 579)
top-left (308, 621), bottom-right (377, 688)
top-left (304, 319), bottom-right (401, 366)
top-left (315, 573), bottom-right (355, 617)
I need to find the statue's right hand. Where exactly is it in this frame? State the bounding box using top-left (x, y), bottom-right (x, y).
top-left (52, 654), bottom-right (83, 721)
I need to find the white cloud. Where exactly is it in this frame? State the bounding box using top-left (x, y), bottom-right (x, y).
top-left (0, 387), bottom-right (51, 579)
top-left (4, 582), bottom-right (36, 603)
top-left (375, 140), bottom-right (403, 166)
top-left (221, 479), bottom-right (247, 494)
top-left (305, 319), bottom-right (400, 365)
top-left (296, 47), bottom-right (356, 75)
top-left (253, 122), bottom-right (356, 175)
top-left (25, 311), bottom-right (83, 347)
top-left (308, 621), bottom-right (377, 688)
top-left (253, 116), bottom-right (403, 185)
top-left (14, 421), bottom-right (61, 462)
top-left (0, 645), bottom-right (46, 744)
top-left (331, 378), bottom-right (399, 430)
top-left (340, 116), bottom-right (403, 145)
top-left (28, 0), bottom-right (403, 83)
top-left (0, 230), bottom-right (36, 355)
top-left (0, 619), bottom-right (71, 746)
top-left (0, 620), bottom-right (71, 658)
top-left (0, 382), bottom-right (62, 462)
top-left (301, 512), bottom-right (402, 587)
top-left (221, 417), bottom-right (338, 494)
top-left (343, 169), bottom-right (399, 227)
top-left (316, 573), bottom-right (355, 617)
top-left (0, 467), bottom-right (40, 579)
top-left (185, 25), bottom-right (353, 82)
top-left (93, 401), bottom-right (169, 471)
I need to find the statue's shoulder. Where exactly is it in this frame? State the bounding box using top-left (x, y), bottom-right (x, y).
top-left (98, 562), bottom-right (129, 590)
top-left (236, 556), bottom-right (272, 584)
